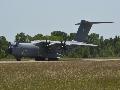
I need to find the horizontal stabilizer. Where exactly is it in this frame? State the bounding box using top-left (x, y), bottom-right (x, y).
top-left (75, 21), bottom-right (114, 25)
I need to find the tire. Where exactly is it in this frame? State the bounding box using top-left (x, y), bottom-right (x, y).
top-left (35, 57), bottom-right (45, 61)
top-left (48, 58), bottom-right (59, 61)
top-left (16, 57), bottom-right (21, 61)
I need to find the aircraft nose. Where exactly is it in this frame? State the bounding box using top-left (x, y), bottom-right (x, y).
top-left (7, 47), bottom-right (13, 54)
top-left (7, 42), bottom-right (13, 54)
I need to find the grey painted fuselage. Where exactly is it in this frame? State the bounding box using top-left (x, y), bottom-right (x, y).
top-left (8, 20), bottom-right (113, 60)
top-left (11, 43), bottom-right (60, 59)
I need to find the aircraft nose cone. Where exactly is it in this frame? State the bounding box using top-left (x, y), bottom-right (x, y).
top-left (7, 47), bottom-right (13, 54)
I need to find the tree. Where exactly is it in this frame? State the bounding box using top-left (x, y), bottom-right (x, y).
top-left (26, 34), bottom-right (33, 42)
top-left (15, 32), bottom-right (27, 42)
top-left (88, 33), bottom-right (100, 45)
top-left (68, 33), bottom-right (76, 40)
top-left (0, 36), bottom-right (8, 59)
top-left (51, 31), bottom-right (68, 41)
top-left (33, 34), bottom-right (43, 40)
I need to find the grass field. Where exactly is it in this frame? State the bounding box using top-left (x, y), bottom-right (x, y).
top-left (0, 60), bottom-right (120, 90)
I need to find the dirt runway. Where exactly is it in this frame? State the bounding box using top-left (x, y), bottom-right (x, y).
top-left (0, 58), bottom-right (120, 63)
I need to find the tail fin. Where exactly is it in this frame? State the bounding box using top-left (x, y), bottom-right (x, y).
top-left (74, 20), bottom-right (113, 42)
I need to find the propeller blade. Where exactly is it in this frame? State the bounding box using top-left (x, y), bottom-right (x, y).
top-left (46, 39), bottom-right (47, 43)
top-left (15, 41), bottom-right (19, 46)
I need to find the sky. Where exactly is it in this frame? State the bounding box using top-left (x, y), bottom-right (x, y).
top-left (0, 0), bottom-right (120, 41)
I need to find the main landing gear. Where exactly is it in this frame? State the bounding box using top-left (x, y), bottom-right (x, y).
top-left (35, 57), bottom-right (59, 61)
top-left (16, 57), bottom-right (21, 61)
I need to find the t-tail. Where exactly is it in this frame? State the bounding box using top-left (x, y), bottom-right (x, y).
top-left (74, 20), bottom-right (113, 42)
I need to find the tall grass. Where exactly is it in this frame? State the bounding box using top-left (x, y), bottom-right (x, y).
top-left (0, 60), bottom-right (120, 90)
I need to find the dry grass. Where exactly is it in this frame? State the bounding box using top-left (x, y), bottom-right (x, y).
top-left (0, 60), bottom-right (120, 90)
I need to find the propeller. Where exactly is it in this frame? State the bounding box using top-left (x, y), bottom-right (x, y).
top-left (45, 39), bottom-right (50, 47)
top-left (15, 41), bottom-right (19, 46)
top-left (60, 40), bottom-right (67, 50)
top-left (44, 40), bottom-right (51, 52)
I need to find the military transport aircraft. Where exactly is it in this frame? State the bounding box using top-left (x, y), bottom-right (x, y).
top-left (7, 20), bottom-right (113, 61)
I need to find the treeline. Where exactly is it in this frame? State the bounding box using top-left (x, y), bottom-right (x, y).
top-left (0, 31), bottom-right (120, 59)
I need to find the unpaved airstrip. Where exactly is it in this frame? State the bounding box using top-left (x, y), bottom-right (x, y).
top-left (0, 58), bottom-right (120, 63)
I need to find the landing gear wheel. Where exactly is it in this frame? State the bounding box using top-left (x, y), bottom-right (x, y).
top-left (16, 57), bottom-right (21, 61)
top-left (35, 57), bottom-right (45, 61)
top-left (48, 58), bottom-right (59, 61)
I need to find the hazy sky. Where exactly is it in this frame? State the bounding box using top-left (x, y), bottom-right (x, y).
top-left (0, 0), bottom-right (120, 41)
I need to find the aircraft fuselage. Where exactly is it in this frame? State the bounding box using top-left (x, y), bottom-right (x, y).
top-left (9, 43), bottom-right (60, 61)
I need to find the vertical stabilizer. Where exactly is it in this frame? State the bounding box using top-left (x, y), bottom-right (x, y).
top-left (74, 20), bottom-right (113, 42)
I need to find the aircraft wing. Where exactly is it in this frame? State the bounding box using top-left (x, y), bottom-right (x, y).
top-left (66, 41), bottom-right (98, 46)
top-left (50, 41), bottom-right (98, 46)
top-left (31, 40), bottom-right (97, 47)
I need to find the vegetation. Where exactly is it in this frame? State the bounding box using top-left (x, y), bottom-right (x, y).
top-left (1, 31), bottom-right (120, 59)
top-left (0, 36), bottom-right (8, 59)
top-left (0, 60), bottom-right (120, 90)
